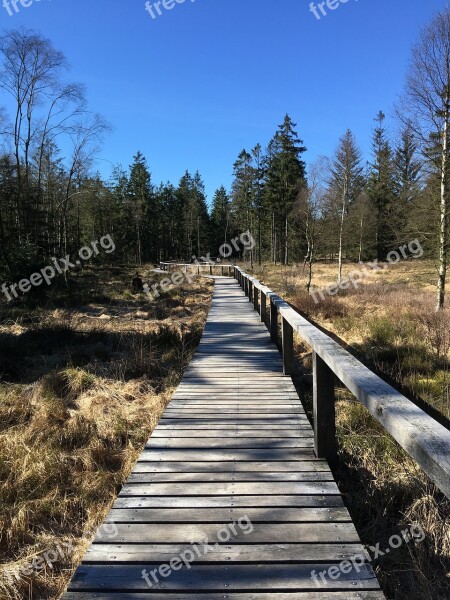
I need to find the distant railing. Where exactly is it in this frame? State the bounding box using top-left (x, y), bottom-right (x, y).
top-left (160, 262), bottom-right (234, 276)
top-left (233, 266), bottom-right (450, 500)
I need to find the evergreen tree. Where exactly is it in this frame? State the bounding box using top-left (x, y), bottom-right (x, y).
top-left (211, 186), bottom-right (231, 249)
top-left (231, 150), bottom-right (255, 262)
top-left (264, 115), bottom-right (307, 264)
top-left (127, 152), bottom-right (153, 265)
top-left (393, 124), bottom-right (422, 244)
top-left (367, 111), bottom-right (397, 260)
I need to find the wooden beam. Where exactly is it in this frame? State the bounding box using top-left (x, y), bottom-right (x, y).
top-left (313, 352), bottom-right (337, 463)
top-left (282, 317), bottom-right (294, 376)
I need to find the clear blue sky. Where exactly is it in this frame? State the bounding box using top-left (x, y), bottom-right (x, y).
top-left (0, 0), bottom-right (446, 202)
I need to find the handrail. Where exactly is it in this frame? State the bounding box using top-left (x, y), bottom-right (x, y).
top-left (233, 265), bottom-right (450, 500)
top-left (160, 262), bottom-right (234, 275)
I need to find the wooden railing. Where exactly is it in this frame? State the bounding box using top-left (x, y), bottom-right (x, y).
top-left (160, 262), bottom-right (234, 276)
top-left (234, 266), bottom-right (450, 500)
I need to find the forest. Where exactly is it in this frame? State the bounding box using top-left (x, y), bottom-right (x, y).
top-left (0, 18), bottom-right (448, 308)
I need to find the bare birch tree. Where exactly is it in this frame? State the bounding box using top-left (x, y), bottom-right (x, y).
top-left (401, 8), bottom-right (450, 310)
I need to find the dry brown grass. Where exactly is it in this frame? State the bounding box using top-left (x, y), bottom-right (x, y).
top-left (0, 265), bottom-right (213, 599)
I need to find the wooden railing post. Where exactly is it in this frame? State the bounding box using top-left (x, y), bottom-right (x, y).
top-left (270, 298), bottom-right (278, 345)
top-left (282, 317), bottom-right (294, 376)
top-left (313, 351), bottom-right (337, 463)
top-left (253, 285), bottom-right (259, 312)
top-left (248, 279), bottom-right (253, 302)
top-left (260, 291), bottom-right (267, 325)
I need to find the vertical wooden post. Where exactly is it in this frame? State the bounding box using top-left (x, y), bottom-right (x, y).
top-left (260, 291), bottom-right (267, 325)
top-left (282, 317), bottom-right (294, 376)
top-left (270, 298), bottom-right (278, 345)
top-left (221, 266), bottom-right (224, 276)
top-left (253, 285), bottom-right (259, 312)
top-left (197, 266), bottom-right (200, 275)
top-left (313, 352), bottom-right (337, 463)
top-left (210, 265), bottom-right (213, 275)
top-left (248, 280), bottom-right (253, 302)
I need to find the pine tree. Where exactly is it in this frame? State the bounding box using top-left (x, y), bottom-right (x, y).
top-left (264, 115), bottom-right (307, 264)
top-left (127, 152), bottom-right (153, 265)
top-left (177, 171), bottom-right (210, 259)
top-left (231, 150), bottom-right (255, 263)
top-left (393, 124), bottom-right (422, 244)
top-left (367, 111), bottom-right (397, 260)
top-left (211, 186), bottom-right (231, 250)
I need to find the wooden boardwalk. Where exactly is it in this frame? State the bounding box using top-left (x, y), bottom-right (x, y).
top-left (63, 277), bottom-right (384, 599)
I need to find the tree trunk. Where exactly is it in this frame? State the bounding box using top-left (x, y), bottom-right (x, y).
top-left (284, 215), bottom-right (288, 265)
top-left (337, 176), bottom-right (348, 283)
top-left (436, 107), bottom-right (449, 310)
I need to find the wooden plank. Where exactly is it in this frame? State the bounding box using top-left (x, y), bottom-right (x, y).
top-left (63, 592), bottom-right (385, 599)
top-left (132, 461), bottom-right (330, 472)
top-left (67, 564), bottom-right (380, 592)
top-left (105, 506), bottom-right (350, 523)
top-left (94, 522), bottom-right (360, 544)
top-left (112, 495), bottom-right (346, 509)
top-left (119, 481), bottom-right (340, 496)
top-left (144, 438), bottom-right (315, 449)
top-left (136, 449), bottom-right (317, 461)
top-left (154, 419), bottom-right (311, 428)
top-left (83, 542), bottom-right (366, 563)
top-left (126, 472), bottom-right (333, 483)
top-left (150, 429), bottom-right (313, 437)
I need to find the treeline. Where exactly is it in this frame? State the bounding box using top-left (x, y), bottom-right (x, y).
top-left (1, 9), bottom-right (449, 308)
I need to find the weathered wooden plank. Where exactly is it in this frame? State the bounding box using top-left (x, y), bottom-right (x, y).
top-left (119, 481), bottom-right (340, 496)
top-left (164, 408), bottom-right (302, 413)
top-left (67, 564), bottom-right (379, 592)
top-left (112, 495), bottom-right (345, 509)
top-left (105, 506), bottom-right (349, 523)
top-left (150, 429), bottom-right (313, 438)
top-left (154, 422), bottom-right (311, 428)
top-left (95, 522), bottom-right (360, 544)
top-left (136, 449), bottom-right (317, 462)
top-left (144, 438), bottom-right (315, 449)
top-left (158, 419), bottom-right (307, 425)
top-left (132, 461), bottom-right (330, 472)
top-left (126, 472), bottom-right (333, 483)
top-left (83, 542), bottom-right (365, 563)
top-left (63, 592), bottom-right (385, 599)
